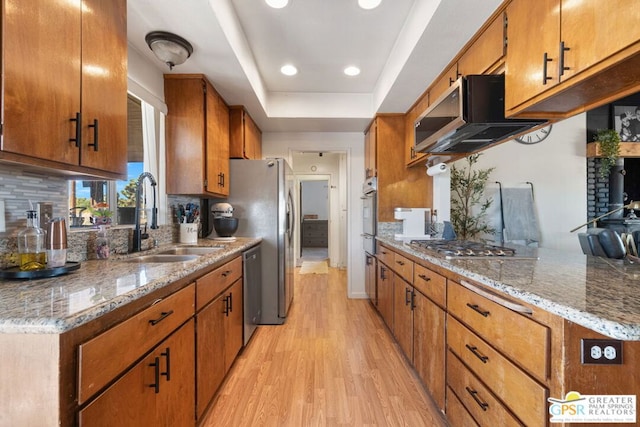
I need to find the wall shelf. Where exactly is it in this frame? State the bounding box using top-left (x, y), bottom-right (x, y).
top-left (586, 142), bottom-right (640, 158)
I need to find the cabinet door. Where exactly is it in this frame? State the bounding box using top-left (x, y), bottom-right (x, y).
top-left (79, 320), bottom-right (195, 427)
top-left (196, 293), bottom-right (226, 419)
top-left (429, 63), bottom-right (459, 104)
top-left (560, 0), bottom-right (640, 80)
top-left (80, 0), bottom-right (127, 176)
top-left (206, 84), bottom-right (230, 196)
top-left (1, 0), bottom-right (80, 166)
top-left (365, 254), bottom-right (377, 305)
top-left (413, 290), bottom-right (446, 411)
top-left (364, 121), bottom-right (377, 178)
top-left (392, 279), bottom-right (413, 359)
top-left (504, 0), bottom-right (560, 112)
top-left (224, 279), bottom-right (244, 373)
top-left (458, 14), bottom-right (505, 76)
top-left (376, 263), bottom-right (393, 330)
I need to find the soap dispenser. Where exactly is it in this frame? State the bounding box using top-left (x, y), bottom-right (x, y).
top-left (18, 210), bottom-right (46, 271)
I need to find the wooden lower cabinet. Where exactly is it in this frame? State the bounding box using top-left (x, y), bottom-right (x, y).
top-left (79, 319), bottom-right (195, 427)
top-left (393, 276), bottom-right (413, 358)
top-left (376, 262), bottom-right (394, 330)
top-left (196, 278), bottom-right (244, 419)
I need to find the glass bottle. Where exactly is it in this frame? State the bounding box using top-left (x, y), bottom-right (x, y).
top-left (96, 225), bottom-right (110, 259)
top-left (18, 210), bottom-right (47, 271)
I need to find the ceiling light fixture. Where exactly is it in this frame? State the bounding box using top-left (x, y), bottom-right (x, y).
top-left (145, 31), bottom-right (193, 70)
top-left (358, 0), bottom-right (381, 10)
top-left (266, 0), bottom-right (289, 8)
top-left (281, 64), bottom-right (298, 76)
top-left (344, 66), bottom-right (361, 76)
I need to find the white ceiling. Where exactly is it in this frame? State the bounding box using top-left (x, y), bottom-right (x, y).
top-left (127, 0), bottom-right (503, 133)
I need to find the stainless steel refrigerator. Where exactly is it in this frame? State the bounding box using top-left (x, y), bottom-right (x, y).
top-left (219, 158), bottom-right (295, 324)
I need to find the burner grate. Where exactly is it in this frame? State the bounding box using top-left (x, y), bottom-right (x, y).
top-left (410, 240), bottom-right (517, 257)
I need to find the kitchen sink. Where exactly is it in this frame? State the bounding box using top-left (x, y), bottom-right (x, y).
top-left (122, 254), bottom-right (200, 263)
top-left (158, 247), bottom-right (223, 255)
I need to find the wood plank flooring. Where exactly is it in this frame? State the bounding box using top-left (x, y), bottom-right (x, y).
top-left (201, 266), bottom-right (448, 426)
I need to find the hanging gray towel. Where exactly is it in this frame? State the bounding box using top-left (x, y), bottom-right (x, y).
top-left (502, 188), bottom-right (540, 244)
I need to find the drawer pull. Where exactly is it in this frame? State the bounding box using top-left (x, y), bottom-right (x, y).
top-left (221, 270), bottom-right (232, 277)
top-left (465, 344), bottom-right (489, 363)
top-left (396, 260), bottom-right (405, 266)
top-left (466, 387), bottom-right (489, 411)
top-left (460, 280), bottom-right (533, 315)
top-left (160, 347), bottom-right (171, 381)
top-left (417, 274), bottom-right (431, 282)
top-left (148, 310), bottom-right (174, 326)
top-left (149, 356), bottom-right (160, 394)
top-left (466, 303), bottom-right (490, 317)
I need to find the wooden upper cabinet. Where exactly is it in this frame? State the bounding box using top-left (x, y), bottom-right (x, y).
top-left (504, 0), bottom-right (560, 113)
top-left (165, 74), bottom-right (230, 197)
top-left (506, 0), bottom-right (640, 117)
top-left (405, 93), bottom-right (428, 166)
top-left (560, 0), bottom-right (640, 80)
top-left (0, 0), bottom-right (127, 179)
top-left (458, 13), bottom-right (505, 76)
top-left (229, 106), bottom-right (262, 159)
top-left (364, 120), bottom-right (377, 178)
top-left (429, 63), bottom-right (460, 105)
top-left (80, 0), bottom-right (127, 176)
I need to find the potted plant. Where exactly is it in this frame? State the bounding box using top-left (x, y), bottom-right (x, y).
top-left (595, 128), bottom-right (621, 178)
top-left (450, 154), bottom-right (496, 241)
top-left (90, 206), bottom-right (113, 226)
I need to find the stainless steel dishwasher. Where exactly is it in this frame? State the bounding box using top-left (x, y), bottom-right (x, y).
top-left (243, 245), bottom-right (262, 345)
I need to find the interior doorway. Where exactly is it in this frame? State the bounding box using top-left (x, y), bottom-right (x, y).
top-left (300, 179), bottom-right (329, 261)
top-left (291, 151), bottom-right (347, 269)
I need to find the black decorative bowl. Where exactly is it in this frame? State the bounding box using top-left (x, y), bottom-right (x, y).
top-left (213, 217), bottom-right (238, 237)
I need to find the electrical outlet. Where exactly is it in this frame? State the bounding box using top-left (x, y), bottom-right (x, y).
top-left (0, 200), bottom-right (5, 232)
top-left (581, 339), bottom-right (623, 364)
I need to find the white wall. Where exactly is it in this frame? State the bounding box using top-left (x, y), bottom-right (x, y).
top-left (455, 113), bottom-right (587, 252)
top-left (262, 132), bottom-right (366, 298)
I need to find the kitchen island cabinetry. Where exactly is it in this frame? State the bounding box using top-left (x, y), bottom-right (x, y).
top-left (229, 106), bottom-right (262, 160)
top-left (195, 256), bottom-right (244, 420)
top-left (505, 0), bottom-right (640, 118)
top-left (0, 0), bottom-right (127, 179)
top-left (165, 74), bottom-right (230, 197)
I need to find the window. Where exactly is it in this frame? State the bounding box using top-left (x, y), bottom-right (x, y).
top-left (69, 94), bottom-right (164, 227)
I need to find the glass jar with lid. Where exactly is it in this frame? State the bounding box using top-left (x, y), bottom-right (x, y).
top-left (18, 210), bottom-right (46, 271)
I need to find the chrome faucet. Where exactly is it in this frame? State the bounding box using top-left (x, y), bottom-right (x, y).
top-left (132, 172), bottom-right (158, 252)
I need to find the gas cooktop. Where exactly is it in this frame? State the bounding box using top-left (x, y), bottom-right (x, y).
top-left (409, 240), bottom-right (538, 260)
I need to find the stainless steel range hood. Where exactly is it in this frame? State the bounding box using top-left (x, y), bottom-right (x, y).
top-left (414, 75), bottom-right (546, 154)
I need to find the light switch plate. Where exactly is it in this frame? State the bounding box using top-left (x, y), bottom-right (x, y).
top-left (0, 200), bottom-right (5, 232)
top-left (36, 202), bottom-right (53, 230)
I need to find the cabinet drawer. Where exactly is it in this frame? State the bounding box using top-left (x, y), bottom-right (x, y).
top-left (392, 252), bottom-right (413, 283)
top-left (448, 317), bottom-right (547, 426)
top-left (447, 280), bottom-right (549, 382)
top-left (78, 283), bottom-right (195, 404)
top-left (376, 244), bottom-right (394, 267)
top-left (447, 352), bottom-right (523, 427)
top-left (196, 256), bottom-right (242, 310)
top-left (446, 385), bottom-right (480, 427)
top-left (414, 263), bottom-right (446, 307)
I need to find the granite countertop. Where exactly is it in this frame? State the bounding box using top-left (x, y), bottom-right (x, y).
top-left (377, 236), bottom-right (640, 341)
top-left (0, 238), bottom-right (260, 334)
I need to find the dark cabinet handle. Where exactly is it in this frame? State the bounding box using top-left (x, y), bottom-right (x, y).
top-left (380, 266), bottom-right (387, 280)
top-left (465, 344), bottom-right (489, 363)
top-left (405, 287), bottom-right (411, 305)
top-left (366, 255), bottom-right (373, 266)
top-left (148, 310), bottom-right (174, 326)
top-left (396, 260), bottom-right (405, 266)
top-left (466, 303), bottom-right (490, 317)
top-left (228, 292), bottom-right (233, 313)
top-left (410, 146), bottom-right (416, 159)
top-left (218, 172), bottom-right (225, 187)
top-left (69, 112), bottom-right (81, 147)
top-left (223, 295), bottom-right (230, 316)
top-left (466, 387), bottom-right (489, 411)
top-left (221, 270), bottom-right (232, 277)
top-left (87, 118), bottom-right (99, 151)
top-left (149, 356), bottom-right (160, 393)
top-left (417, 274), bottom-right (431, 282)
top-left (559, 41), bottom-right (570, 77)
top-left (542, 52), bottom-right (553, 84)
top-left (160, 347), bottom-right (171, 381)
top-left (411, 291), bottom-right (416, 310)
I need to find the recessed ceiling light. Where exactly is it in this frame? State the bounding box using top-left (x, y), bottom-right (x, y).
top-left (281, 64), bottom-right (298, 76)
top-left (344, 66), bottom-right (361, 76)
top-left (358, 0), bottom-right (381, 10)
top-left (266, 0), bottom-right (289, 8)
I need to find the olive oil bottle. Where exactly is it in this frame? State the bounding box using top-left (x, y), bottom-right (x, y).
top-left (18, 210), bottom-right (46, 271)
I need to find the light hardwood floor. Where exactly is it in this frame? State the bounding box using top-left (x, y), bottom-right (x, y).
top-left (201, 266), bottom-right (448, 426)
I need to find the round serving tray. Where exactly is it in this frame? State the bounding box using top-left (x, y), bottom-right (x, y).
top-left (0, 262), bottom-right (81, 280)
